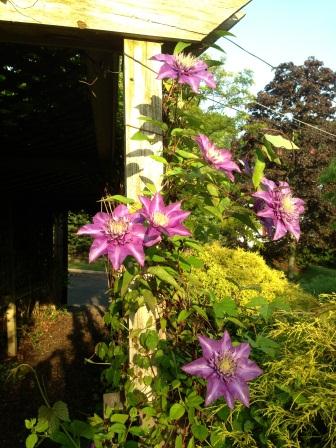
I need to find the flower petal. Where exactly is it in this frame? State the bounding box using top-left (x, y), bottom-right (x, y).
top-left (236, 359), bottom-right (263, 382)
top-left (228, 378), bottom-right (250, 407)
top-left (219, 331), bottom-right (233, 352)
top-left (232, 342), bottom-right (251, 359)
top-left (205, 374), bottom-right (234, 408)
top-left (198, 335), bottom-right (221, 359)
top-left (77, 223), bottom-right (104, 236)
top-left (88, 238), bottom-right (108, 262)
top-left (181, 357), bottom-right (213, 379)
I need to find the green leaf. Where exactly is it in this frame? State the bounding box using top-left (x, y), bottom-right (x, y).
top-left (175, 434), bottom-right (183, 448)
top-left (71, 420), bottom-right (94, 439)
top-left (215, 30), bottom-right (235, 38)
top-left (184, 240), bottom-right (203, 251)
top-left (110, 413), bottom-right (129, 424)
top-left (175, 148), bottom-right (198, 159)
top-left (232, 212), bottom-right (259, 233)
top-left (206, 183), bottom-right (220, 205)
top-left (209, 43), bottom-right (226, 54)
top-left (191, 424), bottom-right (209, 441)
top-left (52, 401), bottom-right (70, 422)
top-left (186, 255), bottom-right (203, 268)
top-left (26, 434), bottom-right (38, 448)
top-left (131, 130), bottom-right (152, 141)
top-left (147, 266), bottom-right (180, 289)
top-left (145, 330), bottom-right (159, 350)
top-left (138, 115), bottom-right (168, 131)
top-left (204, 59), bottom-right (223, 67)
top-left (177, 309), bottom-right (191, 323)
top-left (186, 392), bottom-right (204, 408)
top-left (261, 143), bottom-right (281, 164)
top-left (255, 335), bottom-right (279, 357)
top-left (203, 205), bottom-right (223, 221)
top-left (252, 149), bottom-right (266, 188)
top-left (226, 317), bottom-right (246, 328)
top-left (38, 405), bottom-right (59, 434)
top-left (121, 268), bottom-right (136, 297)
top-left (35, 418), bottom-right (49, 432)
top-left (192, 305), bottom-right (209, 321)
top-left (143, 289), bottom-right (157, 314)
top-left (264, 133), bottom-right (299, 150)
top-left (149, 154), bottom-right (168, 165)
top-left (129, 426), bottom-right (145, 436)
top-left (25, 419), bottom-right (36, 430)
top-left (213, 298), bottom-right (238, 317)
top-left (169, 403), bottom-right (185, 420)
top-left (174, 41), bottom-right (192, 55)
top-left (103, 194), bottom-right (135, 205)
top-left (109, 422), bottom-right (127, 434)
top-left (187, 436), bottom-right (195, 448)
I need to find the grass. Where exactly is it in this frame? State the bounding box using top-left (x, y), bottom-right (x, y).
top-left (297, 265), bottom-right (336, 296)
top-left (68, 258), bottom-right (105, 272)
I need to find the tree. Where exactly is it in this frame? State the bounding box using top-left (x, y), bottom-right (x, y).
top-left (249, 57), bottom-right (336, 267)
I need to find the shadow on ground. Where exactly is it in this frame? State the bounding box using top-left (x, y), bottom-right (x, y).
top-left (0, 305), bottom-right (109, 447)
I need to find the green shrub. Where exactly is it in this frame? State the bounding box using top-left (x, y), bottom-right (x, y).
top-left (186, 242), bottom-right (315, 308)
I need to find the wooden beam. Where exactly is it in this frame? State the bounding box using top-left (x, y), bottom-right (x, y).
top-left (123, 39), bottom-right (163, 393)
top-left (0, 0), bottom-right (250, 44)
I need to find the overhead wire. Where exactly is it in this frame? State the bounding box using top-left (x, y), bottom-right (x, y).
top-left (123, 53), bottom-right (336, 141)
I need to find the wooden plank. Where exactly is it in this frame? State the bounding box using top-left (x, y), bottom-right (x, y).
top-left (6, 302), bottom-right (17, 357)
top-left (123, 39), bottom-right (163, 392)
top-left (0, 0), bottom-right (249, 43)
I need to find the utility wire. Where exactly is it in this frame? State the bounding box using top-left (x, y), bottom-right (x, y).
top-left (123, 53), bottom-right (336, 141)
top-left (223, 37), bottom-right (276, 69)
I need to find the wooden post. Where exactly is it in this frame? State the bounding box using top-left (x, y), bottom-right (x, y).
top-left (6, 302), bottom-right (17, 357)
top-left (123, 39), bottom-right (163, 392)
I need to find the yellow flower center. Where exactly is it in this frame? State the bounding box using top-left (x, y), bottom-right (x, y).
top-left (282, 195), bottom-right (295, 214)
top-left (107, 218), bottom-right (129, 236)
top-left (153, 211), bottom-right (169, 227)
top-left (175, 52), bottom-right (197, 69)
top-left (218, 355), bottom-right (236, 375)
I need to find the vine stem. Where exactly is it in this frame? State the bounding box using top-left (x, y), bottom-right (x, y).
top-left (18, 364), bottom-right (81, 448)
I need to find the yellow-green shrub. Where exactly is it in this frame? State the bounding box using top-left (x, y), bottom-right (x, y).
top-left (251, 304), bottom-right (336, 447)
top-left (186, 242), bottom-right (314, 307)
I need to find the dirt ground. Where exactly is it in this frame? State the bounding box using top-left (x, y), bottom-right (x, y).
top-left (0, 305), bottom-right (109, 447)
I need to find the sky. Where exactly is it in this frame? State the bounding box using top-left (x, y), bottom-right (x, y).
top-left (213, 0), bottom-right (336, 94)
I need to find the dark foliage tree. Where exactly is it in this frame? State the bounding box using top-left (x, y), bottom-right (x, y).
top-left (249, 57), bottom-right (336, 267)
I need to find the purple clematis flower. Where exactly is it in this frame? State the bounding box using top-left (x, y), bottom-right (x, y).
top-left (253, 178), bottom-right (305, 241)
top-left (182, 331), bottom-right (262, 408)
top-left (77, 205), bottom-right (146, 270)
top-left (195, 134), bottom-right (241, 181)
top-left (151, 53), bottom-right (216, 93)
top-left (139, 193), bottom-right (191, 246)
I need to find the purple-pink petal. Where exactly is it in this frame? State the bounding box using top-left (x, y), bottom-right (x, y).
top-left (205, 374), bottom-right (234, 408)
top-left (236, 359), bottom-right (263, 382)
top-left (198, 335), bottom-right (222, 359)
top-left (229, 378), bottom-right (250, 407)
top-left (219, 331), bottom-right (233, 352)
top-left (181, 357), bottom-right (213, 378)
top-left (89, 238), bottom-right (108, 262)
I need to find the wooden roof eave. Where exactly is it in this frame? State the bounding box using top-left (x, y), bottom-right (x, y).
top-left (0, 0), bottom-right (250, 50)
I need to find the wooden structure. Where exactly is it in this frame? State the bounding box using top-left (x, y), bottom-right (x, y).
top-left (0, 0), bottom-right (249, 360)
